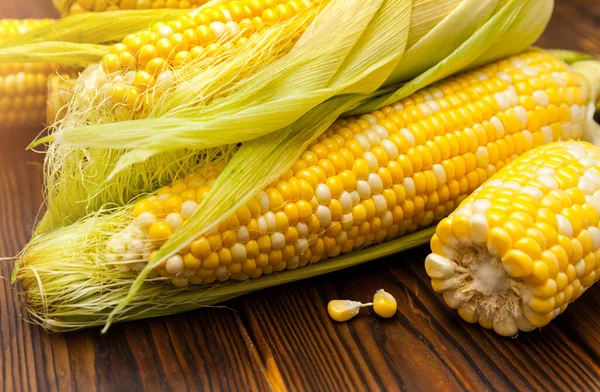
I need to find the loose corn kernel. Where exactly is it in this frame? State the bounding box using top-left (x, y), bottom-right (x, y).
top-left (372, 289), bottom-right (397, 318)
top-left (327, 300), bottom-right (370, 322)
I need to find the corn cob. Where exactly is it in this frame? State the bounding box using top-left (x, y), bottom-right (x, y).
top-left (426, 141), bottom-right (600, 336)
top-left (54, 0), bottom-right (209, 16)
top-left (103, 51), bottom-right (593, 287)
top-left (0, 19), bottom-right (76, 128)
top-left (94, 0), bottom-right (320, 119)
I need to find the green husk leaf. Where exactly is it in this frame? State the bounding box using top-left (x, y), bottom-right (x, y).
top-left (351, 0), bottom-right (545, 114)
top-left (466, 0), bottom-right (553, 67)
top-left (384, 0), bottom-right (497, 85)
top-left (0, 42), bottom-right (108, 66)
top-left (0, 9), bottom-right (190, 49)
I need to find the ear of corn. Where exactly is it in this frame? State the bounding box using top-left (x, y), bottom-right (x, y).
top-left (106, 51), bottom-right (596, 286)
top-left (15, 52), bottom-right (598, 332)
top-left (30, 0), bottom-right (555, 237)
top-left (426, 141), bottom-right (600, 336)
top-left (0, 19), bottom-right (77, 127)
top-left (53, 0), bottom-right (209, 16)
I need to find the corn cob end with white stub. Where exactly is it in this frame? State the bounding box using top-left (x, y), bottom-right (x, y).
top-left (426, 141), bottom-right (600, 336)
top-left (103, 51), bottom-right (596, 288)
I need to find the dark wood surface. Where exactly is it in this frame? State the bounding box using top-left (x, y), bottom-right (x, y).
top-left (1, 1), bottom-right (600, 391)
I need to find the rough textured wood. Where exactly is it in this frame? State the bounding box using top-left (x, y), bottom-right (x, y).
top-left (1, 1), bottom-right (600, 391)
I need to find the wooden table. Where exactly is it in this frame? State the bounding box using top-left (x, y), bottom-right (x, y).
top-left (1, 1), bottom-right (600, 391)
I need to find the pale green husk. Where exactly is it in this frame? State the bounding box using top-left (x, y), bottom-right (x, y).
top-left (15, 211), bottom-right (434, 332)
top-left (16, 0), bottom-right (555, 331)
top-left (0, 42), bottom-right (109, 66)
top-left (0, 9), bottom-right (195, 56)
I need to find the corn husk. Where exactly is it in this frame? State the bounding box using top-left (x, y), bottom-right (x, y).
top-left (0, 8), bottom-right (193, 50)
top-left (15, 0), bottom-right (556, 331)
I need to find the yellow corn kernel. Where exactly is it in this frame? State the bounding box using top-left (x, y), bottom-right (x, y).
top-left (372, 289), bottom-right (397, 318)
top-left (327, 300), bottom-right (369, 322)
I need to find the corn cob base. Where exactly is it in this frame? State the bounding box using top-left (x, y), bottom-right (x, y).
top-left (104, 51), bottom-right (593, 287)
top-left (427, 141), bottom-right (600, 336)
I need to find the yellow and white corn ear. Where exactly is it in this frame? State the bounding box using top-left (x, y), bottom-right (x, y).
top-left (54, 0), bottom-right (210, 16)
top-left (105, 52), bottom-right (594, 287)
top-left (426, 141), bottom-right (600, 336)
top-left (0, 19), bottom-right (76, 127)
top-left (16, 51), bottom-right (597, 332)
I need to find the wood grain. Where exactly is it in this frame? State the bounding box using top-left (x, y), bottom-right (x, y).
top-left (1, 1), bottom-right (600, 391)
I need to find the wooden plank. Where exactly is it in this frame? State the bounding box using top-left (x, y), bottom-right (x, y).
top-left (0, 3), bottom-right (59, 18)
top-left (1, 263), bottom-right (272, 391)
top-left (0, 0), bottom-right (600, 391)
top-left (238, 248), bottom-right (600, 392)
top-left (536, 0), bottom-right (600, 52)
